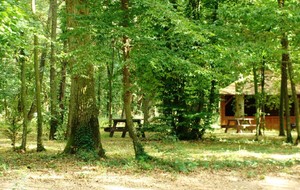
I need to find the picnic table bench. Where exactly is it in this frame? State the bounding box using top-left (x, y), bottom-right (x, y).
top-left (104, 118), bottom-right (145, 138)
top-left (221, 118), bottom-right (256, 133)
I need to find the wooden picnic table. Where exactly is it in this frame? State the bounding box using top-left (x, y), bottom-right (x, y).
top-left (221, 118), bottom-right (256, 133)
top-left (104, 118), bottom-right (145, 138)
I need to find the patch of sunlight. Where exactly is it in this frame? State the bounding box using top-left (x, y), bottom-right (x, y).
top-left (25, 172), bottom-right (65, 180)
top-left (262, 176), bottom-right (293, 189)
top-left (236, 149), bottom-right (264, 158)
top-left (103, 185), bottom-right (149, 190)
top-left (269, 153), bottom-right (300, 160)
top-left (190, 149), bottom-right (300, 162)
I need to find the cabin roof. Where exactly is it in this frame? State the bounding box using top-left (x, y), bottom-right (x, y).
top-left (219, 71), bottom-right (300, 95)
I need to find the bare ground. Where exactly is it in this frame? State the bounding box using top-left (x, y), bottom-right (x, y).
top-left (1, 165), bottom-right (300, 190)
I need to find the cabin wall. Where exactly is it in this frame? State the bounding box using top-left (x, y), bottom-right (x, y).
top-left (220, 95), bottom-right (297, 130)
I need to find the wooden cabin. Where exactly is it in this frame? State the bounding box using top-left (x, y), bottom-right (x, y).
top-left (219, 73), bottom-right (300, 130)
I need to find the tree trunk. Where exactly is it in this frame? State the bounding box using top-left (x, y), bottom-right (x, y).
top-left (278, 0), bottom-right (286, 137)
top-left (107, 40), bottom-right (115, 128)
top-left (142, 93), bottom-right (154, 128)
top-left (278, 0), bottom-right (292, 143)
top-left (64, 0), bottom-right (105, 157)
top-left (288, 57), bottom-right (300, 144)
top-left (26, 6), bottom-right (51, 123)
top-left (49, 0), bottom-right (59, 140)
top-left (281, 34), bottom-right (292, 143)
top-left (260, 58), bottom-right (266, 135)
top-left (20, 47), bottom-right (28, 151)
top-left (32, 0), bottom-right (46, 152)
top-left (121, 0), bottom-right (147, 159)
top-left (279, 70), bottom-right (286, 136)
top-left (235, 79), bottom-right (245, 118)
top-left (253, 64), bottom-right (261, 141)
top-left (58, 46), bottom-right (67, 128)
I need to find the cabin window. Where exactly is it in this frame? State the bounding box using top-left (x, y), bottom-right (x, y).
top-left (224, 95), bottom-right (295, 116)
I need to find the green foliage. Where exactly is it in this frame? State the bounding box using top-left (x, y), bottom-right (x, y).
top-left (4, 120), bottom-right (21, 149)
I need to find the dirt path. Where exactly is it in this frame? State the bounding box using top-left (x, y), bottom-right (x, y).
top-left (1, 166), bottom-right (300, 190)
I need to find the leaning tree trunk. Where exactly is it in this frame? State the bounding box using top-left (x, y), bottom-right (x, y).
top-left (49, 0), bottom-right (59, 140)
top-left (63, 0), bottom-right (105, 157)
top-left (32, 0), bottom-right (45, 152)
top-left (121, 0), bottom-right (147, 159)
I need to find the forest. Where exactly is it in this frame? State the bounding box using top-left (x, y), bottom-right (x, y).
top-left (0, 0), bottom-right (300, 189)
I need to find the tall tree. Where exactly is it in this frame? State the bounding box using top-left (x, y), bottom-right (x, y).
top-left (49, 0), bottom-right (59, 140)
top-left (32, 0), bottom-right (46, 152)
top-left (64, 0), bottom-right (105, 157)
top-left (121, 0), bottom-right (147, 159)
top-left (278, 0), bottom-right (292, 143)
top-left (20, 47), bottom-right (28, 151)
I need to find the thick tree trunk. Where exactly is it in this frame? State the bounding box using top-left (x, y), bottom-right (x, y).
top-left (64, 0), bottom-right (105, 157)
top-left (64, 73), bottom-right (104, 155)
top-left (49, 0), bottom-right (59, 140)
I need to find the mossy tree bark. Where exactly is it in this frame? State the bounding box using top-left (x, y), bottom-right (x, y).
top-left (63, 0), bottom-right (105, 157)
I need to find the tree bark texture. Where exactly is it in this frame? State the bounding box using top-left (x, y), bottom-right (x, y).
top-left (32, 0), bottom-right (45, 152)
top-left (252, 64), bottom-right (260, 141)
top-left (107, 40), bottom-right (115, 128)
top-left (49, 0), bottom-right (59, 140)
top-left (287, 56), bottom-right (300, 144)
top-left (260, 59), bottom-right (266, 134)
top-left (235, 80), bottom-right (245, 118)
top-left (281, 34), bottom-right (292, 143)
top-left (278, 0), bottom-right (292, 142)
top-left (64, 0), bottom-right (105, 157)
top-left (121, 0), bottom-right (147, 159)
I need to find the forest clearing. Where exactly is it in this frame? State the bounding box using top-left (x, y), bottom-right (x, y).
top-left (1, 0), bottom-right (300, 189)
top-left (1, 129), bottom-right (300, 190)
